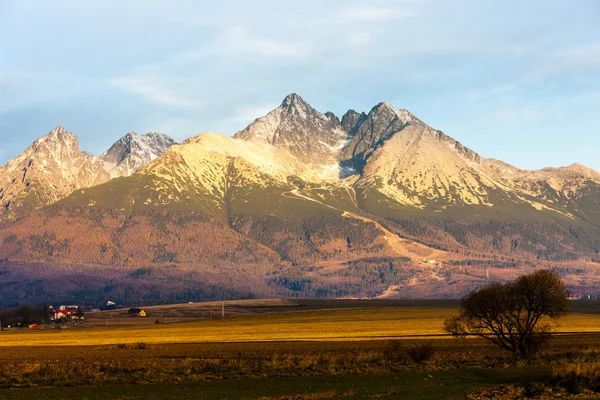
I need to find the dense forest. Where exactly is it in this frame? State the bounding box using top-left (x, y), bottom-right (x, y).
top-left (0, 203), bottom-right (599, 305)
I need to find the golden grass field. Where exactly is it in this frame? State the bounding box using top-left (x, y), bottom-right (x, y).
top-left (1, 305), bottom-right (600, 347)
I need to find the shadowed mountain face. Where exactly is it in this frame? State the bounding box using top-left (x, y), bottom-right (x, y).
top-left (1, 94), bottom-right (600, 305)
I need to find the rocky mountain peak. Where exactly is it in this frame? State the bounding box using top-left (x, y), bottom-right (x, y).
top-left (338, 102), bottom-right (422, 171)
top-left (278, 93), bottom-right (322, 121)
top-left (28, 126), bottom-right (81, 163)
top-left (43, 125), bottom-right (76, 142)
top-left (341, 110), bottom-right (367, 134)
top-left (370, 102), bottom-right (417, 126)
top-left (125, 131), bottom-right (137, 140)
top-left (234, 94), bottom-right (348, 166)
top-left (0, 126), bottom-right (177, 221)
top-left (49, 125), bottom-right (66, 136)
top-left (98, 131), bottom-right (177, 177)
top-left (0, 126), bottom-right (111, 220)
top-left (324, 111), bottom-right (340, 125)
top-left (280, 93), bottom-right (305, 108)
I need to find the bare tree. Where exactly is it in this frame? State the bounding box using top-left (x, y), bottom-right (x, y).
top-left (445, 270), bottom-right (569, 358)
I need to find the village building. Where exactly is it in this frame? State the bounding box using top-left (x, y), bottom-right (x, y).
top-left (53, 309), bottom-right (77, 319)
top-left (59, 305), bottom-right (79, 311)
top-left (128, 308), bottom-right (147, 317)
top-left (52, 306), bottom-right (84, 321)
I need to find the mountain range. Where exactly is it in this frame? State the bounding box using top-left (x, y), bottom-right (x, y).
top-left (1, 94), bottom-right (599, 306)
top-left (0, 128), bottom-right (176, 221)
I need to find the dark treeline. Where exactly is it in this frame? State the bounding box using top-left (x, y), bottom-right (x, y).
top-left (0, 305), bottom-right (50, 326)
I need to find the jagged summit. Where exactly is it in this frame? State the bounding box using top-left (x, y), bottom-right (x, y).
top-left (0, 127), bottom-right (110, 219)
top-left (0, 127), bottom-right (175, 220)
top-left (98, 131), bottom-right (177, 177)
top-left (234, 94), bottom-right (493, 183)
top-left (341, 110), bottom-right (367, 134)
top-left (278, 93), bottom-right (324, 121)
top-left (3, 94), bottom-right (600, 223)
top-left (280, 93), bottom-right (306, 108)
top-left (234, 94), bottom-right (349, 167)
top-left (339, 101), bottom-right (423, 171)
top-left (36, 125), bottom-right (77, 146)
top-left (49, 125), bottom-right (66, 135)
top-left (371, 102), bottom-right (419, 125)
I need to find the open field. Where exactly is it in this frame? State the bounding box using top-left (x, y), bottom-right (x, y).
top-left (1, 300), bottom-right (599, 346)
top-left (81, 299), bottom-right (462, 327)
top-left (0, 368), bottom-right (555, 400)
top-left (1, 300), bottom-right (599, 399)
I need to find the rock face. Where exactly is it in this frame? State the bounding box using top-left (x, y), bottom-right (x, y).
top-left (0, 127), bottom-right (175, 221)
top-left (341, 110), bottom-right (367, 135)
top-left (340, 103), bottom-right (420, 171)
top-left (0, 126), bottom-right (110, 220)
top-left (2, 94), bottom-right (599, 226)
top-left (234, 94), bottom-right (600, 214)
top-left (98, 132), bottom-right (177, 177)
top-left (234, 94), bottom-right (350, 172)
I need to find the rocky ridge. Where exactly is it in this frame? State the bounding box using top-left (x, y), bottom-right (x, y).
top-left (98, 132), bottom-right (177, 178)
top-left (0, 127), bottom-right (176, 221)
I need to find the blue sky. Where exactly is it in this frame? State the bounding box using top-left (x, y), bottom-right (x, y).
top-left (1, 0), bottom-right (599, 170)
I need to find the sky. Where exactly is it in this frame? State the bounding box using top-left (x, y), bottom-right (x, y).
top-left (1, 0), bottom-right (599, 170)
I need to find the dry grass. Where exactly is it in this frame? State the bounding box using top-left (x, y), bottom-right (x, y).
top-left (551, 348), bottom-right (600, 394)
top-left (1, 307), bottom-right (600, 348)
top-left (0, 307), bottom-right (457, 347)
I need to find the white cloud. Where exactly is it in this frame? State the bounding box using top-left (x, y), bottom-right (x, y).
top-left (530, 42), bottom-right (600, 79)
top-left (481, 102), bottom-right (568, 125)
top-left (109, 76), bottom-right (203, 109)
top-left (222, 26), bottom-right (310, 58)
top-left (488, 107), bottom-right (540, 123)
top-left (338, 6), bottom-right (415, 22)
top-left (347, 31), bottom-right (372, 46)
top-left (175, 26), bottom-right (311, 62)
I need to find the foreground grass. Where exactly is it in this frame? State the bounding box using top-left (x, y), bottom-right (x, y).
top-left (1, 307), bottom-right (600, 347)
top-left (0, 367), bottom-right (552, 400)
top-left (1, 305), bottom-right (599, 399)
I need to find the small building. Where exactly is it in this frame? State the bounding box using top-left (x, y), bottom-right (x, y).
top-left (128, 308), bottom-right (147, 317)
top-left (59, 305), bottom-right (79, 311)
top-left (53, 309), bottom-right (77, 320)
